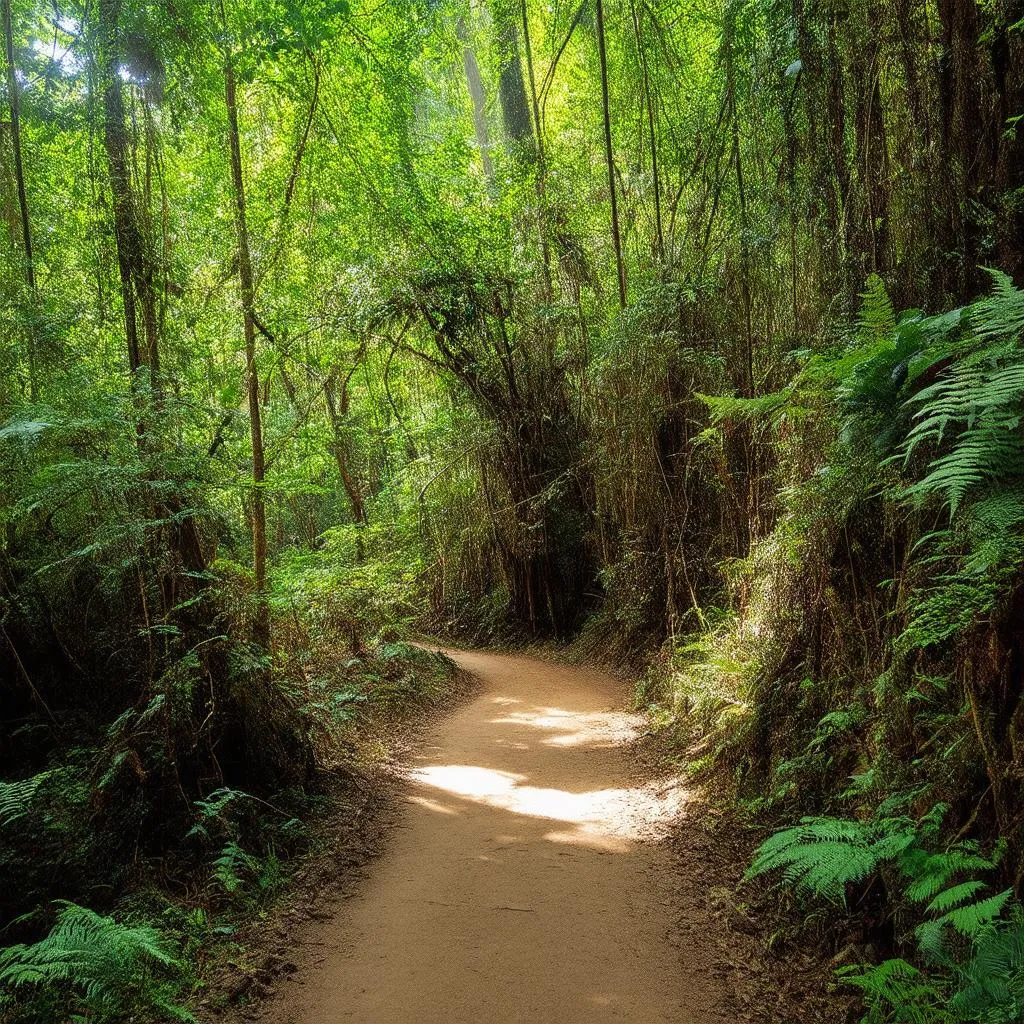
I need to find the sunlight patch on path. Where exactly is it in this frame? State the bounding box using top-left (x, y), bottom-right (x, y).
top-left (489, 704), bottom-right (649, 748)
top-left (409, 763), bottom-right (689, 846)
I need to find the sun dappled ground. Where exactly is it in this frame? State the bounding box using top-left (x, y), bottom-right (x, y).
top-left (226, 649), bottom-right (837, 1024)
top-left (408, 692), bottom-right (690, 849)
top-left (489, 701), bottom-right (651, 747)
top-left (408, 761), bottom-right (689, 851)
top-left (257, 649), bottom-right (726, 1023)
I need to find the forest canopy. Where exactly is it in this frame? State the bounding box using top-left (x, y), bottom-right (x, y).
top-left (2, 0), bottom-right (1024, 1020)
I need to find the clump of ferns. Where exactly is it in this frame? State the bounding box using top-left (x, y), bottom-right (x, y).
top-left (838, 270), bottom-right (1024, 653)
top-left (0, 901), bottom-right (194, 1022)
top-left (747, 803), bottom-right (1024, 1022)
top-left (187, 786), bottom-right (307, 905)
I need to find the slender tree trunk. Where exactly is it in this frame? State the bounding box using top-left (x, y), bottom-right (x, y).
top-left (724, 7), bottom-right (753, 394)
top-left (97, 0), bottom-right (160, 388)
top-left (457, 19), bottom-right (494, 181)
top-left (324, 374), bottom-right (369, 536)
top-left (224, 52), bottom-right (270, 649)
top-left (596, 0), bottom-right (627, 308)
top-left (519, 0), bottom-right (553, 298)
top-left (2, 0), bottom-right (36, 399)
top-left (629, 0), bottom-right (663, 264)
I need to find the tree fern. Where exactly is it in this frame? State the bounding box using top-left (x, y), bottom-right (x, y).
top-left (0, 902), bottom-right (194, 1022)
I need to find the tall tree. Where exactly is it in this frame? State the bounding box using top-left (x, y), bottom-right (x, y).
top-left (457, 17), bottom-right (494, 180)
top-left (2, 0), bottom-right (36, 398)
top-left (95, 0), bottom-right (161, 387)
top-left (223, 38), bottom-right (270, 649)
top-left (492, 0), bottom-right (534, 154)
top-left (595, 0), bottom-right (626, 308)
top-left (629, 0), bottom-right (663, 264)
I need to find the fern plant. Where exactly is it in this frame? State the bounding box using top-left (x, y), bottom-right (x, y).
top-left (948, 911), bottom-right (1024, 1022)
top-left (747, 805), bottom-right (1004, 916)
top-left (0, 901), bottom-right (194, 1022)
top-left (895, 270), bottom-right (1024, 516)
top-left (826, 271), bottom-right (1024, 651)
top-left (749, 806), bottom-right (1021, 1023)
top-left (838, 913), bottom-right (1024, 1024)
top-left (0, 771), bottom-right (52, 829)
top-left (836, 958), bottom-right (946, 1024)
top-left (747, 815), bottom-right (895, 903)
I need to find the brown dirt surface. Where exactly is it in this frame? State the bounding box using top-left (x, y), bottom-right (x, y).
top-left (219, 649), bottom-right (837, 1023)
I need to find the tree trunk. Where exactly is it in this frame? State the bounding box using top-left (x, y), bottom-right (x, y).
top-left (724, 5), bottom-right (753, 393)
top-left (519, 0), bottom-right (553, 298)
top-left (2, 0), bottom-right (36, 399)
top-left (493, 1), bottom-right (534, 154)
top-left (96, 0), bottom-right (160, 387)
top-left (323, 371), bottom-right (369, 530)
top-left (457, 19), bottom-right (494, 181)
top-left (629, 0), bottom-right (663, 264)
top-left (852, 40), bottom-right (891, 277)
top-left (224, 52), bottom-right (270, 649)
top-left (596, 0), bottom-right (627, 308)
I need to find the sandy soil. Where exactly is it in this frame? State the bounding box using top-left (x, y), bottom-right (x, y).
top-left (258, 648), bottom-right (737, 1023)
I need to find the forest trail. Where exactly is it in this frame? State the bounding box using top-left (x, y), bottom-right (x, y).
top-left (268, 649), bottom-right (731, 1024)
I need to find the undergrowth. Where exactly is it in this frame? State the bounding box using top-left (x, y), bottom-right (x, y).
top-left (0, 401), bottom-right (458, 1021)
top-left (642, 274), bottom-right (1024, 1021)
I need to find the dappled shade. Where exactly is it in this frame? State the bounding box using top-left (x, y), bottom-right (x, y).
top-left (406, 694), bottom-right (689, 852)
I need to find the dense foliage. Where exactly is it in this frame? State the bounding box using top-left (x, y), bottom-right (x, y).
top-left (1, 0), bottom-right (1023, 1019)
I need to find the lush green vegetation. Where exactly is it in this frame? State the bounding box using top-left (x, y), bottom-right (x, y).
top-left (1, 0), bottom-right (1023, 1019)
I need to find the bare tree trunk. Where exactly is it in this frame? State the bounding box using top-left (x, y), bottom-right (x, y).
top-left (224, 51), bottom-right (269, 649)
top-left (596, 0), bottom-right (627, 308)
top-left (2, 0), bottom-right (36, 399)
top-left (458, 19), bottom-right (494, 181)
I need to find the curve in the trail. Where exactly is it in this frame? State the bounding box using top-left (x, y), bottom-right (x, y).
top-left (269, 649), bottom-right (729, 1024)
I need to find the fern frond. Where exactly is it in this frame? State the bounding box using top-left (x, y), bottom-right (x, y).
top-left (746, 816), bottom-right (892, 904)
top-left (0, 902), bottom-right (193, 1022)
top-left (926, 880), bottom-right (990, 914)
top-left (943, 891), bottom-right (1013, 939)
top-left (0, 772), bottom-right (52, 829)
top-left (970, 268), bottom-right (1024, 342)
top-left (897, 276), bottom-right (1024, 515)
top-left (696, 388), bottom-right (794, 426)
top-left (838, 958), bottom-right (943, 1023)
top-left (857, 274), bottom-right (898, 343)
top-left (951, 914), bottom-right (1024, 1022)
top-left (902, 848), bottom-right (998, 903)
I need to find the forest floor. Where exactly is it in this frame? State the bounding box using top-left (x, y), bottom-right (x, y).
top-left (217, 649), bottom-right (837, 1023)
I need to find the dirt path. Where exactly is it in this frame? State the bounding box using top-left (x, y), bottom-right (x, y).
top-left (266, 649), bottom-right (733, 1023)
